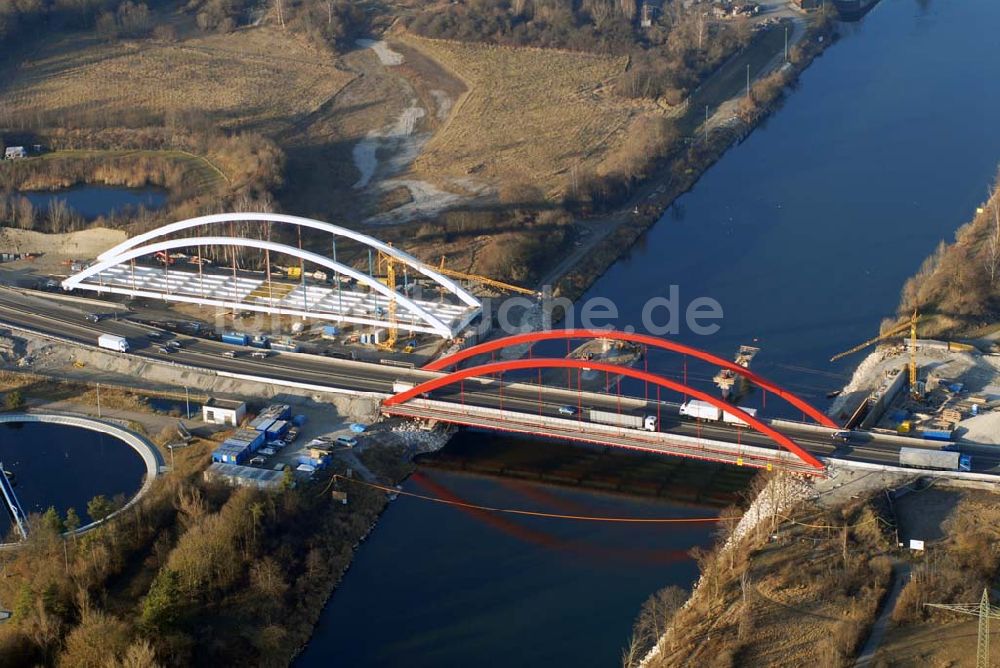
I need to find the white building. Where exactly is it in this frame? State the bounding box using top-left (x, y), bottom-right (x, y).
top-left (4, 146), bottom-right (26, 160)
top-left (202, 397), bottom-right (246, 426)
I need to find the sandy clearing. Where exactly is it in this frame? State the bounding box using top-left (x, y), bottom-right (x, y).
top-left (430, 89), bottom-right (453, 120)
top-left (364, 179), bottom-right (467, 226)
top-left (0, 227), bottom-right (126, 258)
top-left (352, 102), bottom-right (428, 189)
top-left (356, 39), bottom-right (404, 66)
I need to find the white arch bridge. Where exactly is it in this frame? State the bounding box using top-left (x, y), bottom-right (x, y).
top-left (61, 213), bottom-right (483, 339)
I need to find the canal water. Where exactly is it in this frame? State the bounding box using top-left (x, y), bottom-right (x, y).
top-left (0, 422), bottom-right (147, 539)
top-left (21, 185), bottom-right (166, 220)
top-left (304, 0), bottom-right (1000, 665)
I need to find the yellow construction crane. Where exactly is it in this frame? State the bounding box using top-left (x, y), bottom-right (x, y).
top-left (830, 310), bottom-right (920, 397)
top-left (376, 248), bottom-right (399, 351)
top-left (437, 256), bottom-right (539, 297)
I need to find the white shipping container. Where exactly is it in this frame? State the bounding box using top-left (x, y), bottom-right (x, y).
top-left (589, 410), bottom-right (657, 432)
top-left (722, 406), bottom-right (757, 426)
top-left (97, 333), bottom-right (129, 352)
top-left (898, 447), bottom-right (959, 471)
top-left (679, 400), bottom-right (721, 421)
top-left (392, 381), bottom-right (415, 394)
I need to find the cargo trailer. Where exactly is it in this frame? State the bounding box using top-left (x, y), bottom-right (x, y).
top-left (97, 334), bottom-right (129, 352)
top-left (679, 400), bottom-right (721, 421)
top-left (899, 447), bottom-right (960, 471)
top-left (589, 409), bottom-right (657, 432)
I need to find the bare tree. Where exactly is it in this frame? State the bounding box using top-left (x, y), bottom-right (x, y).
top-left (48, 197), bottom-right (69, 232)
top-left (15, 196), bottom-right (35, 231)
top-left (985, 185), bottom-right (1000, 285)
top-left (275, 0), bottom-right (286, 29)
top-left (632, 585), bottom-right (688, 657)
top-left (620, 0), bottom-right (637, 21)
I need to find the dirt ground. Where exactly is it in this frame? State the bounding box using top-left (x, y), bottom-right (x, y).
top-left (399, 33), bottom-right (648, 200)
top-left (1, 21), bottom-right (353, 136)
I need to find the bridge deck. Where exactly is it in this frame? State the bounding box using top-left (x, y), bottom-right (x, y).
top-left (383, 400), bottom-right (826, 476)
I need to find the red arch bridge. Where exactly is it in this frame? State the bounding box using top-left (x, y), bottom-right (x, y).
top-left (381, 330), bottom-right (841, 476)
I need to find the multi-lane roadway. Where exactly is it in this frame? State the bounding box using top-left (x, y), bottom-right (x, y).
top-left (2, 286), bottom-right (998, 473)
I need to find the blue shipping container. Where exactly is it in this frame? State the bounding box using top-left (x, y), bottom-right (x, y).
top-left (250, 417), bottom-right (275, 433)
top-left (213, 443), bottom-right (251, 465)
top-left (262, 404), bottom-right (291, 421)
top-left (923, 429), bottom-right (954, 442)
top-left (222, 332), bottom-right (249, 346)
top-left (266, 420), bottom-right (289, 440)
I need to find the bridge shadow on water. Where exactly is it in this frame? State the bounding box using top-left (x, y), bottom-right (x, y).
top-left (417, 430), bottom-right (756, 509)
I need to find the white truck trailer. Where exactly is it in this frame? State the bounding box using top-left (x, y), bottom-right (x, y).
top-left (392, 381), bottom-right (414, 394)
top-left (898, 447), bottom-right (960, 471)
top-left (722, 407), bottom-right (758, 426)
top-left (589, 409), bottom-right (657, 432)
top-left (97, 333), bottom-right (129, 352)
top-left (679, 400), bottom-right (721, 421)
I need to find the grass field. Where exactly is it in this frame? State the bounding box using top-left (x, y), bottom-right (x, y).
top-left (397, 33), bottom-right (644, 198)
top-left (0, 25), bottom-right (354, 134)
top-left (15, 149), bottom-right (226, 191)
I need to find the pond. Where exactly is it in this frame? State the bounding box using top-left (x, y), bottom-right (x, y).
top-left (0, 421), bottom-right (148, 539)
top-left (20, 185), bottom-right (167, 220)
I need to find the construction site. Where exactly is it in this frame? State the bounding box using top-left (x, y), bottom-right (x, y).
top-left (829, 310), bottom-right (1000, 447)
top-left (4, 214), bottom-right (546, 363)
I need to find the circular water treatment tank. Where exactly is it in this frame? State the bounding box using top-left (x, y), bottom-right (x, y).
top-left (0, 417), bottom-right (157, 541)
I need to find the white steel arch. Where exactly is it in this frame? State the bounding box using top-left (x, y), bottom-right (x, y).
top-left (64, 236), bottom-right (455, 338)
top-left (96, 213), bottom-right (480, 309)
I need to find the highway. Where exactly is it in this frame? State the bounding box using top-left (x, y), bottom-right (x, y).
top-left (2, 286), bottom-right (998, 473)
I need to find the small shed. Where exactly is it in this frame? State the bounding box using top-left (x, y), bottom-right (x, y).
top-left (202, 397), bottom-right (246, 426)
top-left (4, 146), bottom-right (26, 160)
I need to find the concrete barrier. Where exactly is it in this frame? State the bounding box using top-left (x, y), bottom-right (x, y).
top-left (0, 412), bottom-right (162, 547)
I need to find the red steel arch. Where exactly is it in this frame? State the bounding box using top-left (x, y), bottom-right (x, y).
top-left (425, 329), bottom-right (837, 429)
top-left (385, 358), bottom-right (826, 471)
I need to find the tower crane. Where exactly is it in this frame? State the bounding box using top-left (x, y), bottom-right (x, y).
top-left (376, 247), bottom-right (399, 351)
top-left (436, 256), bottom-right (539, 297)
top-left (830, 310), bottom-right (920, 398)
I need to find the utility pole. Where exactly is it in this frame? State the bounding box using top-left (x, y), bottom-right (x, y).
top-left (784, 26), bottom-right (789, 63)
top-left (926, 589), bottom-right (1000, 668)
top-left (184, 386), bottom-right (190, 420)
top-left (705, 105), bottom-right (709, 142)
top-left (746, 63), bottom-right (751, 98)
top-left (96, 383), bottom-right (101, 418)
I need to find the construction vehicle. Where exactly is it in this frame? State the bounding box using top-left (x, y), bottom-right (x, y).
top-left (831, 309), bottom-right (920, 398)
top-left (436, 256), bottom-right (539, 297)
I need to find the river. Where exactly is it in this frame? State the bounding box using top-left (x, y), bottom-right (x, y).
top-left (301, 0), bottom-right (1000, 665)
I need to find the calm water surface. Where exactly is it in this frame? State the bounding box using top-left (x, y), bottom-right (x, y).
top-left (0, 422), bottom-right (146, 538)
top-left (305, 0), bottom-right (1000, 664)
top-left (21, 185), bottom-right (167, 220)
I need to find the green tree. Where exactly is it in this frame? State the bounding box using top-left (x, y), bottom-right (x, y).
top-left (64, 507), bottom-right (81, 533)
top-left (41, 506), bottom-right (64, 534)
top-left (87, 494), bottom-right (113, 523)
top-left (4, 390), bottom-right (23, 410)
top-left (281, 466), bottom-right (294, 491)
top-left (140, 568), bottom-right (182, 631)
